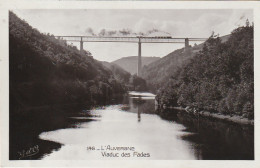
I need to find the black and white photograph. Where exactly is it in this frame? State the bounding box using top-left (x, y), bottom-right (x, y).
top-left (0, 1), bottom-right (260, 167)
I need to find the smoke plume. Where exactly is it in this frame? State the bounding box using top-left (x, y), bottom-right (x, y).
top-left (84, 27), bottom-right (171, 37)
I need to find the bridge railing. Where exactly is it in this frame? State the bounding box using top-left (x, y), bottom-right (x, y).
top-left (140, 38), bottom-right (185, 43)
top-left (83, 36), bottom-right (139, 43)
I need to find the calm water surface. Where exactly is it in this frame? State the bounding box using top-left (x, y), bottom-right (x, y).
top-left (38, 92), bottom-right (254, 160)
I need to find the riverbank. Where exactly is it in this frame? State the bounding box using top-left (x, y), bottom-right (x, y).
top-left (156, 105), bottom-right (254, 126)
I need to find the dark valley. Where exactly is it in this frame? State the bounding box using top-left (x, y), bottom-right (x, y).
top-left (8, 9), bottom-right (254, 161)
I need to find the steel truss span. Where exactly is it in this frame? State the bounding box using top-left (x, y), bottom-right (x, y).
top-left (55, 36), bottom-right (207, 43)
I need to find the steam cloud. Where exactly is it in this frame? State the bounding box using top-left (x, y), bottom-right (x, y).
top-left (84, 27), bottom-right (171, 37)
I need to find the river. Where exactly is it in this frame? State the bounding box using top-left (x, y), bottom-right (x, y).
top-left (9, 91), bottom-right (254, 160)
top-left (35, 91), bottom-right (253, 160)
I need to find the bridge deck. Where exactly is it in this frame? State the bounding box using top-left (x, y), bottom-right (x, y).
top-left (55, 36), bottom-right (207, 43)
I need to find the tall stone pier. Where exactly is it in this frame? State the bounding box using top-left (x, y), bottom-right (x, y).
top-left (80, 37), bottom-right (83, 53)
top-left (137, 40), bottom-right (142, 76)
top-left (184, 38), bottom-right (189, 52)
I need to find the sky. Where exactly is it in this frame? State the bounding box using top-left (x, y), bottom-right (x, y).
top-left (13, 9), bottom-right (253, 62)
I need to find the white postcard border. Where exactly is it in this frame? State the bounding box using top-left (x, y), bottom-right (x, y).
top-left (0, 0), bottom-right (260, 167)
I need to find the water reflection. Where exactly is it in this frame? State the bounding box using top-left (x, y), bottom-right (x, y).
top-left (39, 94), bottom-right (197, 160)
top-left (38, 92), bottom-right (254, 160)
top-left (158, 109), bottom-right (254, 160)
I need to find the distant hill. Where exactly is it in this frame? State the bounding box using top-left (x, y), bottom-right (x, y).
top-left (140, 34), bottom-right (231, 92)
top-left (112, 56), bottom-right (160, 75)
top-left (101, 61), bottom-right (147, 91)
top-left (101, 61), bottom-right (131, 84)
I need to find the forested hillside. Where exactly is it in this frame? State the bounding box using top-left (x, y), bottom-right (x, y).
top-left (101, 61), bottom-right (147, 91)
top-left (140, 35), bottom-right (230, 92)
top-left (9, 11), bottom-right (125, 113)
top-left (156, 24), bottom-right (254, 119)
top-left (112, 56), bottom-right (160, 75)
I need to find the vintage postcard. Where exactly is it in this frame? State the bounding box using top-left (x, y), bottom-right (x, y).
top-left (0, 0), bottom-right (260, 167)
